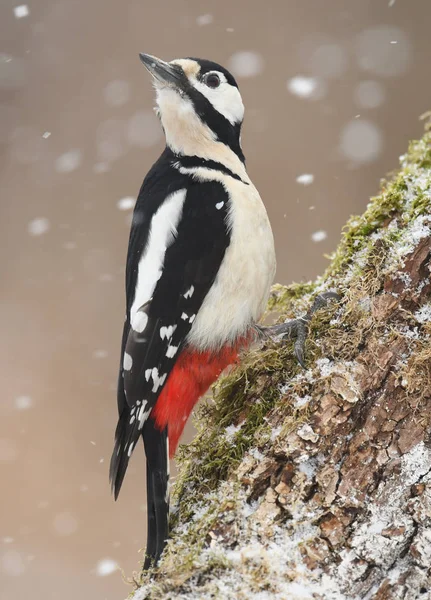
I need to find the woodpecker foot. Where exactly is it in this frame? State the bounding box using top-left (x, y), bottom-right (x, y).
top-left (261, 292), bottom-right (340, 368)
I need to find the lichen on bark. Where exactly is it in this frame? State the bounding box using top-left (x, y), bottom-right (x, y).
top-left (131, 115), bottom-right (431, 600)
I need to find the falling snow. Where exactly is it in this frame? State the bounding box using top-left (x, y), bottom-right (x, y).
top-left (287, 75), bottom-right (324, 99)
top-left (1, 550), bottom-right (25, 576)
top-left (55, 150), bottom-right (82, 173)
top-left (196, 14), bottom-right (213, 26)
top-left (52, 512), bottom-right (78, 536)
top-left (354, 80), bottom-right (386, 109)
top-left (27, 217), bottom-right (50, 236)
top-left (103, 80), bottom-right (130, 107)
top-left (13, 5), bottom-right (29, 19)
top-left (340, 120), bottom-right (383, 163)
top-left (117, 196), bottom-right (135, 211)
top-left (311, 230), bottom-right (327, 243)
top-left (127, 110), bottom-right (162, 149)
top-left (355, 26), bottom-right (411, 77)
top-left (228, 51), bottom-right (264, 78)
top-left (296, 173), bottom-right (314, 186)
top-left (95, 558), bottom-right (118, 576)
top-left (0, 439), bottom-right (18, 462)
top-left (308, 42), bottom-right (347, 79)
top-left (14, 395), bottom-right (33, 410)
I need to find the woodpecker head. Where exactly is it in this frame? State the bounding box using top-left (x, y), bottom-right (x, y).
top-left (139, 53), bottom-right (245, 162)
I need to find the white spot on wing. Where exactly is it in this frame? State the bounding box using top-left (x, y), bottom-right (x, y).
top-left (183, 285), bottom-right (194, 298)
top-left (137, 401), bottom-right (151, 429)
top-left (160, 325), bottom-right (177, 340)
top-left (215, 201), bottom-right (224, 210)
top-left (189, 314), bottom-right (196, 323)
top-left (127, 442), bottom-right (135, 457)
top-left (151, 372), bottom-right (167, 393)
top-left (181, 312), bottom-right (188, 320)
top-left (131, 311), bottom-right (148, 333)
top-left (145, 369), bottom-right (152, 381)
top-left (166, 345), bottom-right (178, 358)
top-left (123, 353), bottom-right (133, 371)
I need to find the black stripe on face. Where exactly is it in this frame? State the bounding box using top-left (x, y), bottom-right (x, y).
top-left (174, 155), bottom-right (249, 185)
top-left (187, 88), bottom-right (245, 162)
top-left (175, 58), bottom-right (245, 163)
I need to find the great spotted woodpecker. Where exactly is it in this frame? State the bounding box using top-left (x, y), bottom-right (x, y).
top-left (110, 54), bottom-right (337, 568)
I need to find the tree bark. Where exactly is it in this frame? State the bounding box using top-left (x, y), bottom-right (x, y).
top-left (132, 116), bottom-right (431, 600)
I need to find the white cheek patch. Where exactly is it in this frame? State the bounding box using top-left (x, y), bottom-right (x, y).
top-left (193, 76), bottom-right (245, 125)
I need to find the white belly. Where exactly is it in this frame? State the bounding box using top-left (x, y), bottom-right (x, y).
top-left (187, 170), bottom-right (276, 350)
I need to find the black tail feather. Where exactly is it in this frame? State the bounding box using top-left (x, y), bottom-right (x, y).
top-left (109, 409), bottom-right (139, 500)
top-left (143, 420), bottom-right (169, 569)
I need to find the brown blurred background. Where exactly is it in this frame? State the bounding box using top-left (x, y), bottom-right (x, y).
top-left (1, 0), bottom-right (430, 598)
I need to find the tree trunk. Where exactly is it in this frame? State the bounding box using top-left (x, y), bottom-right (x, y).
top-left (132, 116), bottom-right (431, 600)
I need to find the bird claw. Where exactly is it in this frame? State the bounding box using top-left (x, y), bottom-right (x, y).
top-left (261, 291), bottom-right (340, 368)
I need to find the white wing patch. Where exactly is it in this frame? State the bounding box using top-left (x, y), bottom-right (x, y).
top-left (215, 201), bottom-right (224, 210)
top-left (181, 312), bottom-right (188, 320)
top-left (130, 189), bottom-right (186, 322)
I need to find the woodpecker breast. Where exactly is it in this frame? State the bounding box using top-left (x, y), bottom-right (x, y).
top-left (175, 163), bottom-right (276, 351)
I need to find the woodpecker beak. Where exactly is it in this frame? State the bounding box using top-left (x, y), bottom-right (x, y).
top-left (139, 53), bottom-right (183, 88)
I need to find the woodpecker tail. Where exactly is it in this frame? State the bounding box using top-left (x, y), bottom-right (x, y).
top-left (109, 408), bottom-right (141, 500)
top-left (142, 419), bottom-right (169, 569)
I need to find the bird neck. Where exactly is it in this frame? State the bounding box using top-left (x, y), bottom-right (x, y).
top-left (159, 96), bottom-right (246, 180)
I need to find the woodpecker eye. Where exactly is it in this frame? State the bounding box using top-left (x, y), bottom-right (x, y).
top-left (203, 73), bottom-right (221, 89)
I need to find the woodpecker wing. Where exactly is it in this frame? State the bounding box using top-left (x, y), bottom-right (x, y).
top-left (110, 153), bottom-right (231, 497)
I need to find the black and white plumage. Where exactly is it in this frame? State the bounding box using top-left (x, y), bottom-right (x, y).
top-left (110, 54), bottom-right (276, 568)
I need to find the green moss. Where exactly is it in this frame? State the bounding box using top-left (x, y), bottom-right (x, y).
top-left (267, 281), bottom-right (317, 312)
